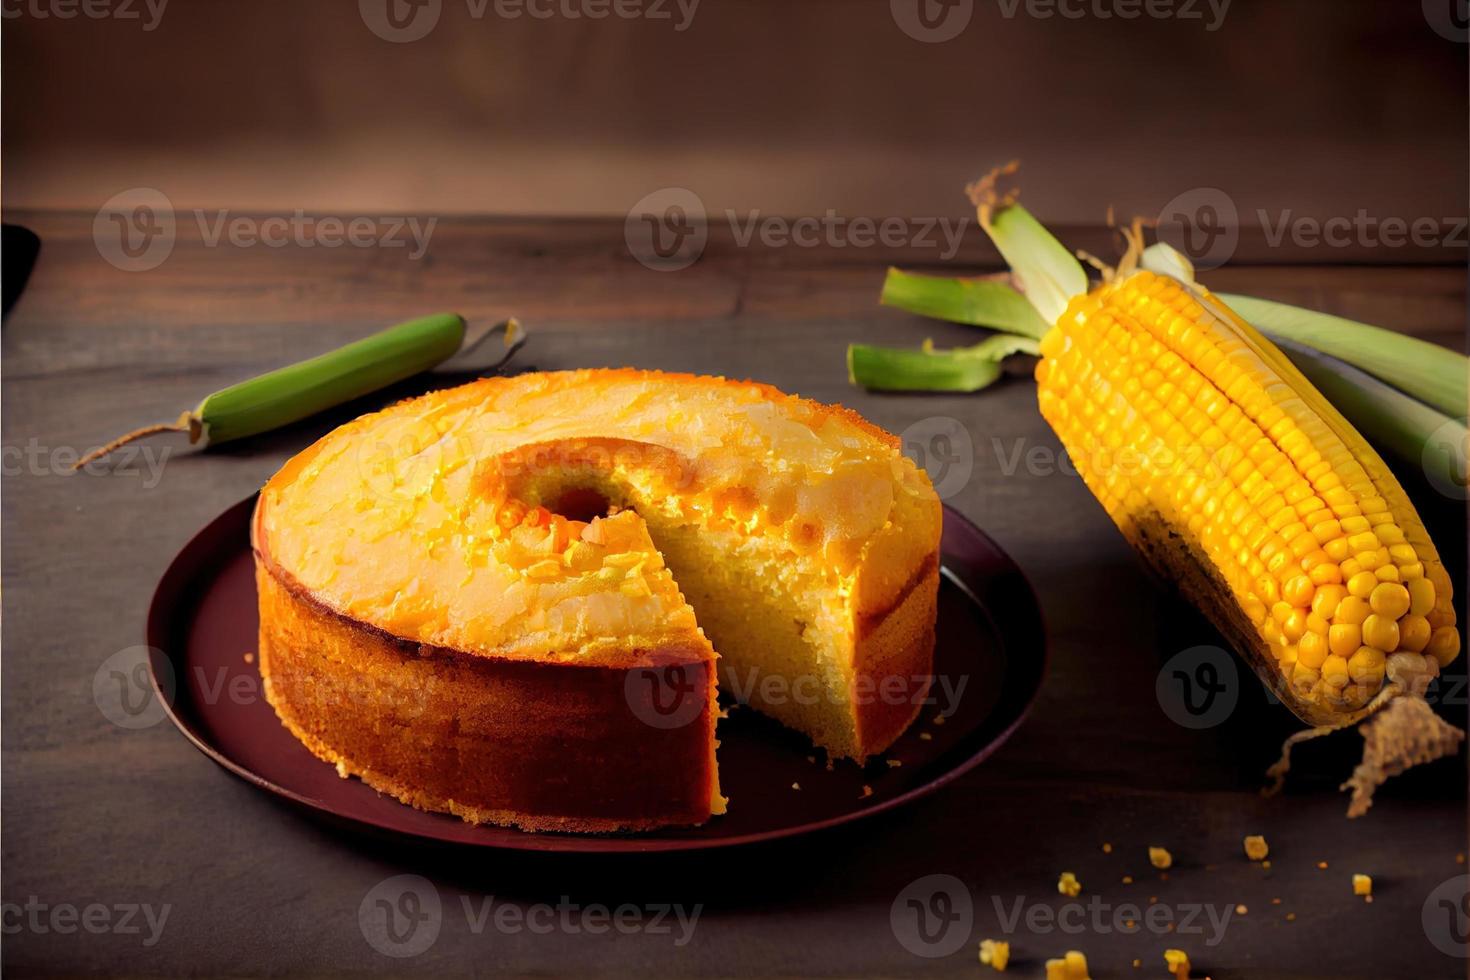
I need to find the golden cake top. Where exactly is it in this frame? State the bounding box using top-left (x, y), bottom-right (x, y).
top-left (254, 369), bottom-right (940, 665)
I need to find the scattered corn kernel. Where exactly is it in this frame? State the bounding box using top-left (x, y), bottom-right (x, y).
top-left (1058, 871), bottom-right (1082, 897)
top-left (1353, 873), bottom-right (1372, 897)
top-left (1244, 835), bottom-right (1269, 861)
top-left (979, 939), bottom-right (1010, 971)
top-left (1045, 950), bottom-right (1091, 980)
top-left (1163, 949), bottom-right (1190, 980)
top-left (1149, 847), bottom-right (1173, 870)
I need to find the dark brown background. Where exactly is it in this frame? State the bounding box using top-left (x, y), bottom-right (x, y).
top-left (3, 0), bottom-right (1466, 224)
top-left (3, 2), bottom-right (1468, 978)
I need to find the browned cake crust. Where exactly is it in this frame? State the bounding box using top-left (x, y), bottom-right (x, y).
top-left (254, 546), bottom-right (722, 833)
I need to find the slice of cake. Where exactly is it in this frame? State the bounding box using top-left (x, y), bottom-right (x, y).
top-left (253, 369), bottom-right (942, 831)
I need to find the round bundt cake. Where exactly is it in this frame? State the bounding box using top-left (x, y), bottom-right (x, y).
top-left (253, 369), bottom-right (942, 832)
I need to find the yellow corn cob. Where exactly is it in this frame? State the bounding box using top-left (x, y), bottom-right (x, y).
top-left (1034, 268), bottom-right (1460, 728)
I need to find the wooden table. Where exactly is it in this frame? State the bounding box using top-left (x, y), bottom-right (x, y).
top-left (3, 213), bottom-right (1465, 978)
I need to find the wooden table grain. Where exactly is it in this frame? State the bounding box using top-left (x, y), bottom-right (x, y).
top-left (2, 212), bottom-right (1466, 978)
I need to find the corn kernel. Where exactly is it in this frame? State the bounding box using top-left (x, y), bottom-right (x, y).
top-left (1308, 562), bottom-right (1342, 586)
top-left (1347, 571), bottom-right (1378, 598)
top-left (1044, 951), bottom-right (1091, 980)
top-left (1333, 595), bottom-right (1371, 626)
top-left (1428, 627), bottom-right (1462, 667)
top-left (1362, 614), bottom-right (1400, 653)
top-left (1374, 564), bottom-right (1401, 583)
top-left (1298, 631), bottom-right (1329, 669)
top-left (1283, 574), bottom-right (1314, 606)
top-left (1399, 616), bottom-right (1432, 653)
top-left (1058, 871), bottom-right (1082, 897)
top-left (1149, 846), bottom-right (1173, 870)
top-left (1281, 609), bottom-right (1308, 643)
top-left (1311, 585), bottom-right (1347, 619)
top-left (1408, 577), bottom-right (1437, 617)
top-left (979, 939), bottom-right (1010, 971)
top-left (1322, 655), bottom-right (1350, 688)
top-left (1352, 874), bottom-right (1372, 897)
top-left (1348, 646), bottom-right (1385, 684)
top-left (1328, 623), bottom-right (1362, 659)
top-left (1164, 949), bottom-right (1191, 980)
top-left (1369, 582), bottom-right (1411, 620)
top-left (1244, 835), bottom-right (1269, 861)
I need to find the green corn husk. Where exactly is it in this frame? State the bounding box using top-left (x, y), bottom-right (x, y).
top-left (1272, 337), bottom-right (1468, 492)
top-left (1141, 240), bottom-right (1469, 419)
top-left (848, 334), bottom-right (1039, 392)
top-left (880, 268), bottom-right (1050, 339)
top-left (1217, 293), bottom-right (1468, 419)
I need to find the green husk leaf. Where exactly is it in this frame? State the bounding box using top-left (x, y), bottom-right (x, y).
top-left (967, 164), bottom-right (1088, 325)
top-left (1272, 337), bottom-right (1468, 491)
top-left (1217, 293), bottom-right (1469, 419)
top-left (1142, 240), bottom-right (1469, 419)
top-left (880, 267), bottom-right (1050, 339)
top-left (848, 334), bottom-right (1039, 392)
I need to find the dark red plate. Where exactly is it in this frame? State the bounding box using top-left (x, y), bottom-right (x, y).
top-left (146, 498), bottom-right (1046, 853)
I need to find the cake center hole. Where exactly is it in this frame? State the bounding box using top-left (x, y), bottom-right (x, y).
top-left (551, 486), bottom-right (613, 523)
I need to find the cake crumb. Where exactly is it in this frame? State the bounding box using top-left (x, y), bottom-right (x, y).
top-left (1262, 860), bottom-right (1272, 869)
top-left (978, 938), bottom-right (1010, 971)
top-left (243, 651), bottom-right (255, 664)
top-left (1121, 875), bottom-right (1134, 885)
top-left (1271, 898), bottom-right (1282, 905)
top-left (932, 713), bottom-right (947, 726)
top-left (1457, 853), bottom-right (1466, 865)
top-left (1057, 871), bottom-right (1082, 897)
top-left (1163, 949), bottom-right (1190, 980)
top-left (1285, 912), bottom-right (1297, 922)
top-left (1235, 903), bottom-right (1248, 915)
top-left (1317, 861), bottom-right (1329, 870)
top-left (1244, 835), bottom-right (1269, 861)
top-left (806, 755), bottom-right (816, 764)
top-left (1352, 873), bottom-right (1372, 897)
top-left (334, 761), bottom-right (349, 779)
top-left (1132, 959), bottom-right (1141, 969)
top-left (1102, 842), bottom-right (1113, 854)
top-left (886, 759), bottom-right (902, 768)
top-left (1149, 846), bottom-right (1173, 870)
top-left (919, 732), bottom-right (933, 741)
top-left (791, 782), bottom-right (801, 791)
top-left (859, 785), bottom-right (873, 799)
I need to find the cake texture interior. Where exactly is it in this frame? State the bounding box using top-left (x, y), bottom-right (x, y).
top-left (253, 369), bottom-right (942, 832)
